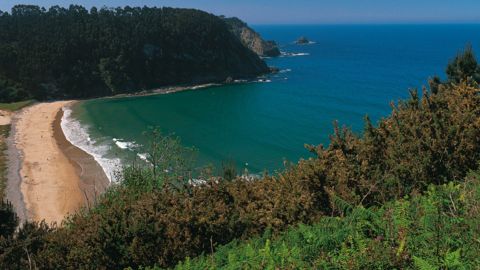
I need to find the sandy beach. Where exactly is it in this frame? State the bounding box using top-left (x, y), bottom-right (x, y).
top-left (10, 101), bottom-right (109, 224)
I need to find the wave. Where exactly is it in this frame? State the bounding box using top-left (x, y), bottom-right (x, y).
top-left (234, 79), bottom-right (248, 83)
top-left (61, 106), bottom-right (122, 183)
top-left (279, 68), bottom-right (292, 73)
top-left (280, 51), bottom-right (310, 57)
top-left (257, 78), bottom-right (272, 83)
top-left (292, 41), bottom-right (316, 45)
top-left (113, 138), bottom-right (138, 150)
top-left (137, 153), bottom-right (148, 162)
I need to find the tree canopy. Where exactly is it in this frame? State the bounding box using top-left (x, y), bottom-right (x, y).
top-left (0, 5), bottom-right (268, 102)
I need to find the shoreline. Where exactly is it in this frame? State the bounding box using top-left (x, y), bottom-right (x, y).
top-left (6, 101), bottom-right (108, 224)
top-left (54, 106), bottom-right (110, 208)
top-left (98, 82), bottom-right (223, 101)
top-left (84, 75), bottom-right (272, 102)
top-left (5, 111), bottom-right (27, 224)
top-left (3, 80), bottom-right (255, 223)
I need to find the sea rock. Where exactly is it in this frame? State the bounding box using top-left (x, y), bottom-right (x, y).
top-left (225, 76), bottom-right (234, 83)
top-left (223, 17), bottom-right (281, 57)
top-left (296, 36), bottom-right (310, 45)
top-left (269, 67), bottom-right (280, 74)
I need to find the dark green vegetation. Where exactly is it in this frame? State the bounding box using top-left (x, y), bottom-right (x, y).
top-left (0, 125), bottom-right (9, 200)
top-left (171, 174), bottom-right (480, 269)
top-left (0, 49), bottom-right (479, 269)
top-left (0, 118), bottom-right (16, 249)
top-left (0, 100), bottom-right (34, 111)
top-left (0, 5), bottom-right (269, 102)
top-left (446, 45), bottom-right (480, 84)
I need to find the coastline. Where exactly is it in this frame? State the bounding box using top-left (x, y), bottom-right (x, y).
top-left (3, 81), bottom-right (250, 223)
top-left (5, 112), bottom-right (27, 224)
top-left (6, 101), bottom-right (108, 224)
top-left (100, 82), bottom-right (222, 101)
top-left (54, 106), bottom-right (110, 208)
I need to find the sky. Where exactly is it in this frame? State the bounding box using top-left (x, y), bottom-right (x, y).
top-left (1, 0), bottom-right (480, 24)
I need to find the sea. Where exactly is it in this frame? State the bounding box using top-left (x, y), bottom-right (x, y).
top-left (62, 24), bottom-right (480, 181)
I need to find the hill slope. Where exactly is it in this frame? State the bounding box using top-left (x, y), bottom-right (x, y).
top-left (223, 17), bottom-right (281, 57)
top-left (0, 5), bottom-right (269, 102)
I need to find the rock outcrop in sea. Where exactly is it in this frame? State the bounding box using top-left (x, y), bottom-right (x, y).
top-left (223, 17), bottom-right (281, 57)
top-left (295, 36), bottom-right (310, 45)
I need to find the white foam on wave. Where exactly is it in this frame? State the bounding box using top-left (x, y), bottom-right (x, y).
top-left (280, 52), bottom-right (310, 57)
top-left (61, 107), bottom-right (122, 183)
top-left (137, 153), bottom-right (148, 162)
top-left (279, 68), bottom-right (292, 73)
top-left (113, 138), bottom-right (138, 150)
top-left (257, 78), bottom-right (272, 83)
top-left (234, 79), bottom-right (248, 83)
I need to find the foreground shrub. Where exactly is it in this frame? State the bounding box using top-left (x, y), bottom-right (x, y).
top-left (171, 171), bottom-right (480, 269)
top-left (0, 201), bottom-right (17, 239)
top-left (305, 80), bottom-right (480, 211)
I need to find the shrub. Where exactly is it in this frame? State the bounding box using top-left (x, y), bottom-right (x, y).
top-left (171, 171), bottom-right (480, 269)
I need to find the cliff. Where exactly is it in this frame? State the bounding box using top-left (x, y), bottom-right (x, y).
top-left (223, 17), bottom-right (281, 57)
top-left (0, 6), bottom-right (270, 102)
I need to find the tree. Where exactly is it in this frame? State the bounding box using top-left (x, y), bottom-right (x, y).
top-left (139, 128), bottom-right (197, 189)
top-left (0, 5), bottom-right (268, 102)
top-left (0, 201), bottom-right (18, 239)
top-left (446, 45), bottom-right (480, 84)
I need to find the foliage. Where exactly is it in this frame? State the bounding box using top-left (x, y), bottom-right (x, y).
top-left (221, 160), bottom-right (237, 181)
top-left (0, 100), bottom-right (34, 111)
top-left (304, 79), bottom-right (480, 210)
top-left (0, 221), bottom-right (55, 269)
top-left (170, 172), bottom-right (480, 269)
top-left (0, 51), bottom-right (479, 269)
top-left (143, 128), bottom-right (197, 187)
top-left (446, 45), bottom-right (480, 84)
top-left (0, 124), bottom-right (10, 200)
top-left (0, 201), bottom-right (17, 239)
top-left (0, 5), bottom-right (268, 102)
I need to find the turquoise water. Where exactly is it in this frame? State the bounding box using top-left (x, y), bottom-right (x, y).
top-left (71, 24), bottom-right (480, 175)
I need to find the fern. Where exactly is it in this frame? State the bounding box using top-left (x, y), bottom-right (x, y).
top-left (413, 256), bottom-right (438, 270)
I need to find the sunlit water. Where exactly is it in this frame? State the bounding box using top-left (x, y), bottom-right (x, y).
top-left (65, 24), bottom-right (480, 177)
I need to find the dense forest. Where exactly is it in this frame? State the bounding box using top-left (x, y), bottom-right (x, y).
top-left (0, 48), bottom-right (479, 269)
top-left (0, 5), bottom-right (269, 102)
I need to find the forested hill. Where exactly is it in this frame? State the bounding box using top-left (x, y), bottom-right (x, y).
top-left (0, 5), bottom-right (269, 102)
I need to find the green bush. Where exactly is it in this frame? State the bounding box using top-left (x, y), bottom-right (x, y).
top-left (171, 171), bottom-right (480, 269)
top-left (0, 201), bottom-right (17, 239)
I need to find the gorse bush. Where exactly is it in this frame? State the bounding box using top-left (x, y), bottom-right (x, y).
top-left (0, 49), bottom-right (479, 269)
top-left (305, 80), bottom-right (480, 211)
top-left (171, 171), bottom-right (480, 269)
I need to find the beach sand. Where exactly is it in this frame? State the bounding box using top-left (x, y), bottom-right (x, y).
top-left (12, 101), bottom-right (109, 224)
top-left (0, 110), bottom-right (12, 125)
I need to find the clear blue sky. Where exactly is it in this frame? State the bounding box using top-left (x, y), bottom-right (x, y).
top-left (1, 0), bottom-right (479, 24)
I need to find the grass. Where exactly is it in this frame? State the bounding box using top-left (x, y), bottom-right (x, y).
top-left (0, 100), bottom-right (35, 112)
top-left (0, 125), bottom-right (10, 201)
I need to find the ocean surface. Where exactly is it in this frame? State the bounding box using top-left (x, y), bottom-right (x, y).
top-left (64, 24), bottom-right (480, 180)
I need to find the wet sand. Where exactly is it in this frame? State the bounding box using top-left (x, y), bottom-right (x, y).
top-left (53, 106), bottom-right (109, 209)
top-left (10, 102), bottom-right (109, 224)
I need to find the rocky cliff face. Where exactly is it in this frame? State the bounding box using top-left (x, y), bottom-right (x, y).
top-left (223, 17), bottom-right (281, 57)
